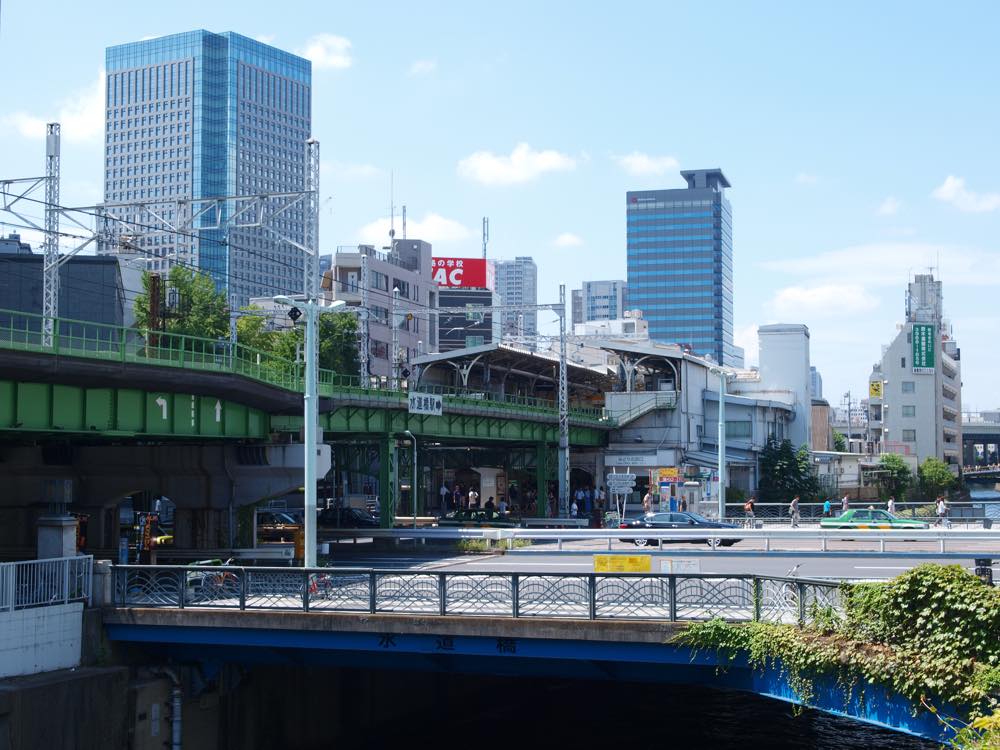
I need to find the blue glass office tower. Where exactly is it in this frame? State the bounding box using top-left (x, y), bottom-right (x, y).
top-left (103, 31), bottom-right (311, 305)
top-left (626, 169), bottom-right (741, 366)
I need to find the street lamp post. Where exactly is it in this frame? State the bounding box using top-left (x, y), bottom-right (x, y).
top-left (273, 295), bottom-right (345, 568)
top-left (709, 366), bottom-right (731, 520)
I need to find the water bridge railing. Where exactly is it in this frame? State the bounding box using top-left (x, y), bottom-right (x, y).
top-left (112, 564), bottom-right (841, 626)
top-left (0, 309), bottom-right (607, 425)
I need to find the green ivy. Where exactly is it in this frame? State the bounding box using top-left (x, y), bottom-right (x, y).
top-left (675, 565), bottom-right (1000, 745)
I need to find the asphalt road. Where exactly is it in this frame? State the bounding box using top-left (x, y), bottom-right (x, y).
top-left (325, 541), bottom-right (999, 580)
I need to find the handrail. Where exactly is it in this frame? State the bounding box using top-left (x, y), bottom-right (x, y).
top-left (0, 308), bottom-right (609, 425)
top-left (111, 564), bottom-right (843, 625)
top-left (0, 555), bottom-right (93, 611)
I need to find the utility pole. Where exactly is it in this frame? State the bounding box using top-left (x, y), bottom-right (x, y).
top-left (42, 123), bottom-right (60, 348)
top-left (717, 369), bottom-right (728, 520)
top-left (391, 285), bottom-right (400, 389)
top-left (359, 252), bottom-right (371, 388)
top-left (302, 137), bottom-right (321, 568)
top-left (558, 284), bottom-right (569, 517)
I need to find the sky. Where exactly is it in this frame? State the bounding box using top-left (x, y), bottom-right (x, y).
top-left (1, 2), bottom-right (999, 410)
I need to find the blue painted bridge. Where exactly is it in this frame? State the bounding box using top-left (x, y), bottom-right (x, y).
top-left (103, 565), bottom-right (954, 743)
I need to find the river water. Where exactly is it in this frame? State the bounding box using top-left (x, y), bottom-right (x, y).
top-left (342, 677), bottom-right (937, 750)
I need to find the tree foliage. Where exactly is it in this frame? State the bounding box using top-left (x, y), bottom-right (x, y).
top-left (832, 430), bottom-right (847, 452)
top-left (757, 437), bottom-right (819, 501)
top-left (919, 457), bottom-right (956, 500)
top-left (269, 311), bottom-right (360, 375)
top-left (134, 267), bottom-right (229, 340)
top-left (878, 453), bottom-right (913, 500)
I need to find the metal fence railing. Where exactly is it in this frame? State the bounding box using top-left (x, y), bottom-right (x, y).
top-left (112, 565), bottom-right (842, 625)
top-left (0, 308), bottom-right (607, 426)
top-left (0, 555), bottom-right (93, 611)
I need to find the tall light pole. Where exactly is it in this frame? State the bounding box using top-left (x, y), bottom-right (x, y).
top-left (403, 430), bottom-right (417, 530)
top-left (710, 366), bottom-right (731, 520)
top-left (274, 295), bottom-right (344, 567)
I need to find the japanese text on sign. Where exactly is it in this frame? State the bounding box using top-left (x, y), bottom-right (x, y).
top-left (408, 392), bottom-right (443, 416)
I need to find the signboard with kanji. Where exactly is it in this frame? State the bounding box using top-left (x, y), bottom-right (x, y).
top-left (593, 555), bottom-right (652, 573)
top-left (408, 392), bottom-right (444, 416)
top-left (912, 323), bottom-right (935, 373)
top-left (431, 258), bottom-right (490, 288)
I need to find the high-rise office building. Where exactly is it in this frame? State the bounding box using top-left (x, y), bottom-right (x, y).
top-left (582, 279), bottom-right (626, 322)
top-left (810, 366), bottom-right (824, 399)
top-left (495, 257), bottom-right (537, 338)
top-left (102, 31), bottom-right (312, 307)
top-left (570, 288), bottom-right (583, 326)
top-left (626, 169), bottom-right (740, 366)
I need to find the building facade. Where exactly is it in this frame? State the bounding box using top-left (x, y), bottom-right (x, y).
top-left (438, 288), bottom-right (497, 351)
top-left (321, 240), bottom-right (438, 381)
top-left (866, 274), bottom-right (962, 471)
top-left (571, 288), bottom-right (583, 326)
top-left (810, 366), bottom-right (823, 399)
top-left (103, 31), bottom-right (311, 307)
top-left (626, 169), bottom-right (741, 366)
top-left (494, 257), bottom-right (537, 338)
top-left (579, 279), bottom-right (626, 323)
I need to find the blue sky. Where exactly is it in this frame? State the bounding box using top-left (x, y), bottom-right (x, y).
top-left (2, 1), bottom-right (999, 410)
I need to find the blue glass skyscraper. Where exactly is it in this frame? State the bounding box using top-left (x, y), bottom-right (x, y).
top-left (626, 169), bottom-right (741, 366)
top-left (103, 31), bottom-right (311, 306)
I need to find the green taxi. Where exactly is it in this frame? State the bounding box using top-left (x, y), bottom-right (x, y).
top-left (819, 509), bottom-right (929, 530)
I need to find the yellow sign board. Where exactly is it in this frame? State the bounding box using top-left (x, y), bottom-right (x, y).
top-left (593, 555), bottom-right (652, 573)
top-left (869, 380), bottom-right (883, 398)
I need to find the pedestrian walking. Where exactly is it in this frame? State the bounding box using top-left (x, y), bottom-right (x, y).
top-left (887, 496), bottom-right (896, 515)
top-left (439, 482), bottom-right (450, 513)
top-left (642, 491), bottom-right (653, 514)
top-left (789, 495), bottom-right (801, 528)
top-left (822, 498), bottom-right (832, 517)
top-left (743, 495), bottom-right (756, 524)
top-left (570, 499), bottom-right (578, 518)
top-left (841, 494), bottom-right (850, 514)
top-left (935, 496), bottom-right (948, 526)
top-left (468, 486), bottom-right (480, 509)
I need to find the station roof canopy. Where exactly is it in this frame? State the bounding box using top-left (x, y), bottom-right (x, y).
top-left (412, 342), bottom-right (614, 392)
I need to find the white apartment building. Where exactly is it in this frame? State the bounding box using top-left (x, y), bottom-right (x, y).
top-left (867, 274), bottom-right (962, 472)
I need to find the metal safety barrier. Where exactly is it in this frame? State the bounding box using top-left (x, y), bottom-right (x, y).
top-left (0, 555), bottom-right (93, 611)
top-left (112, 564), bottom-right (842, 625)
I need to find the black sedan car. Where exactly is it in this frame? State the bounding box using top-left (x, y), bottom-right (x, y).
top-left (618, 511), bottom-right (740, 547)
top-left (318, 507), bottom-right (380, 528)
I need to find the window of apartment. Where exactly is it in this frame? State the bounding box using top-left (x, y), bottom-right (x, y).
top-left (902, 405), bottom-right (916, 417)
top-left (725, 421), bottom-right (752, 439)
top-left (902, 429), bottom-right (917, 442)
top-left (900, 356), bottom-right (906, 368)
top-left (901, 381), bottom-right (916, 393)
top-left (465, 335), bottom-right (485, 347)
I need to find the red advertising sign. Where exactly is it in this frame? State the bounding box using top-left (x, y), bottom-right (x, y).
top-left (432, 258), bottom-right (490, 288)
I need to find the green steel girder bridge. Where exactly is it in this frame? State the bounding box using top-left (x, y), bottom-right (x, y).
top-left (0, 309), bottom-right (612, 552)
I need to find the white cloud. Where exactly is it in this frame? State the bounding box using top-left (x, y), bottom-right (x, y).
top-left (457, 143), bottom-right (576, 185)
top-left (613, 152), bottom-right (679, 177)
top-left (761, 242), bottom-right (1000, 288)
top-left (877, 196), bottom-right (902, 216)
top-left (357, 213), bottom-right (471, 245)
top-left (795, 173), bottom-right (819, 185)
top-left (255, 34), bottom-right (276, 45)
top-left (932, 176), bottom-right (1000, 213)
top-left (553, 232), bottom-right (582, 248)
top-left (767, 284), bottom-right (879, 318)
top-left (1, 71), bottom-right (105, 143)
top-left (298, 34), bottom-right (353, 70)
top-left (408, 60), bottom-right (437, 76)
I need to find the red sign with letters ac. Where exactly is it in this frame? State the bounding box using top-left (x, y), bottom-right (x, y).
top-left (432, 258), bottom-right (488, 288)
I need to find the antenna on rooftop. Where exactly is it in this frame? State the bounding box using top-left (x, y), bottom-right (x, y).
top-left (402, 205), bottom-right (407, 240)
top-left (482, 216), bottom-right (489, 259)
top-left (388, 171), bottom-right (396, 250)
